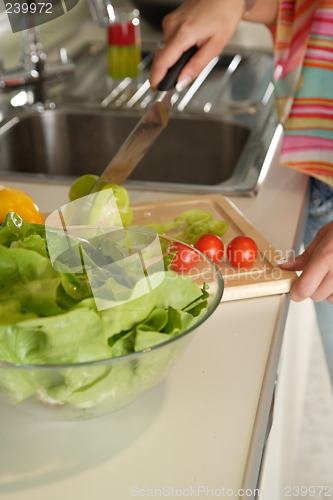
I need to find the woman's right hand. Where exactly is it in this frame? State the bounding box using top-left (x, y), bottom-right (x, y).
top-left (149, 0), bottom-right (246, 90)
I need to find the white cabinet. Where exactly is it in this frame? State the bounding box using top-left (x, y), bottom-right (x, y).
top-left (258, 299), bottom-right (317, 498)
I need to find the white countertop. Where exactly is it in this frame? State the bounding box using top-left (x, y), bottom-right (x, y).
top-left (0, 141), bottom-right (309, 499)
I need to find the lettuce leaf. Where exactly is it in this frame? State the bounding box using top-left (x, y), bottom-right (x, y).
top-left (0, 214), bottom-right (210, 409)
top-left (0, 212), bottom-right (46, 247)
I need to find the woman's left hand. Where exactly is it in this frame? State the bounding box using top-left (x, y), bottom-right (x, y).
top-left (280, 220), bottom-right (333, 303)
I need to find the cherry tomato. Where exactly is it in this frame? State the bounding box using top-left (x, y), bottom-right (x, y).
top-left (227, 236), bottom-right (258, 268)
top-left (169, 242), bottom-right (199, 273)
top-left (194, 233), bottom-right (224, 263)
top-left (0, 185), bottom-right (43, 224)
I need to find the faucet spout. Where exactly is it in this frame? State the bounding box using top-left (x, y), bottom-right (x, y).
top-left (86, 0), bottom-right (116, 27)
top-left (0, 26), bottom-right (75, 104)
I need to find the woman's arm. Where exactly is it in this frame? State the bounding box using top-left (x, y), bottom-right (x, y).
top-left (149, 0), bottom-right (278, 90)
top-left (243, 0), bottom-right (278, 25)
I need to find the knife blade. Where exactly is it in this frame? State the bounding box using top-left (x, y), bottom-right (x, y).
top-left (95, 90), bottom-right (172, 186)
top-left (93, 45), bottom-right (198, 188)
top-left (63, 46), bottom-right (198, 227)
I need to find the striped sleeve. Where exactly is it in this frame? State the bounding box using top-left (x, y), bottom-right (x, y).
top-left (273, 0), bottom-right (333, 187)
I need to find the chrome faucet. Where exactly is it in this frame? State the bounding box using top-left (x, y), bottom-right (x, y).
top-left (86, 0), bottom-right (116, 27)
top-left (0, 26), bottom-right (75, 104)
top-left (0, 0), bottom-right (114, 105)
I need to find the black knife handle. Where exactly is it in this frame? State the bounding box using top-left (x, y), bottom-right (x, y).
top-left (157, 45), bottom-right (198, 91)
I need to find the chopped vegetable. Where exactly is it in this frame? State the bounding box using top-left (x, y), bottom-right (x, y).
top-left (147, 209), bottom-right (228, 245)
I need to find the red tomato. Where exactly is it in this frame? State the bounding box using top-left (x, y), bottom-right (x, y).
top-left (169, 242), bottom-right (199, 273)
top-left (194, 233), bottom-right (224, 263)
top-left (227, 236), bottom-right (258, 268)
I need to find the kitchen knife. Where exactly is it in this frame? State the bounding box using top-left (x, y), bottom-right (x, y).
top-left (92, 45), bottom-right (198, 188)
top-left (62, 46), bottom-right (198, 227)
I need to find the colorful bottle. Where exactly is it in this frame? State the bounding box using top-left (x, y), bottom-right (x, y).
top-left (107, 7), bottom-right (141, 80)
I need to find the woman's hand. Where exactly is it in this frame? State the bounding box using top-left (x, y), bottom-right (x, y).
top-left (149, 0), bottom-right (245, 90)
top-left (149, 0), bottom-right (278, 90)
top-left (280, 221), bottom-right (333, 303)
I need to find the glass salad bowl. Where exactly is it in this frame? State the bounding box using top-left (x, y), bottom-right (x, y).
top-left (0, 214), bottom-right (223, 420)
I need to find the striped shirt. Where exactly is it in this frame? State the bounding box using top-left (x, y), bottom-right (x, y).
top-left (274, 0), bottom-right (333, 187)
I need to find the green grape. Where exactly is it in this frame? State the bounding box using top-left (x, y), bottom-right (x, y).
top-left (68, 176), bottom-right (133, 226)
top-left (100, 183), bottom-right (130, 211)
top-left (69, 174), bottom-right (98, 201)
top-left (119, 206), bottom-right (133, 226)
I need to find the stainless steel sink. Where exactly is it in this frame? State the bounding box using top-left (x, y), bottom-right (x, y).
top-left (0, 46), bottom-right (283, 195)
top-left (0, 107), bottom-right (250, 181)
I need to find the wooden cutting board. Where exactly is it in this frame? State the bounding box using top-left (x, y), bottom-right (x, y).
top-left (131, 193), bottom-right (296, 302)
top-left (44, 193), bottom-right (296, 302)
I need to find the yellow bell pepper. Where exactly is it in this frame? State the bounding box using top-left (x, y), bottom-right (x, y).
top-left (0, 185), bottom-right (43, 224)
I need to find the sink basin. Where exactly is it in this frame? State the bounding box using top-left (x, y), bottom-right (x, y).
top-left (0, 46), bottom-right (283, 195)
top-left (0, 107), bottom-right (256, 189)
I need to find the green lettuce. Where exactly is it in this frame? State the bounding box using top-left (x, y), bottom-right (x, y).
top-left (0, 213), bottom-right (210, 409)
